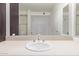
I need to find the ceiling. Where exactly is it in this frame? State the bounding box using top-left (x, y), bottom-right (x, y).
top-left (19, 3), bottom-right (58, 12)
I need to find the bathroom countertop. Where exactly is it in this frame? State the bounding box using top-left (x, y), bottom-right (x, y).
top-left (0, 40), bottom-right (79, 56)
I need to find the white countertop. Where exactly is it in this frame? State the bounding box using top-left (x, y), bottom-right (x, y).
top-left (0, 40), bottom-right (79, 56)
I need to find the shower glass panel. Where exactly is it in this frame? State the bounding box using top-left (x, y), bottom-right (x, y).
top-left (76, 3), bottom-right (79, 35)
top-left (63, 5), bottom-right (69, 35)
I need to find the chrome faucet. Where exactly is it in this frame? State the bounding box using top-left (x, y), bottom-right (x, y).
top-left (33, 34), bottom-right (45, 43)
top-left (38, 34), bottom-right (40, 40)
top-left (37, 34), bottom-right (45, 43)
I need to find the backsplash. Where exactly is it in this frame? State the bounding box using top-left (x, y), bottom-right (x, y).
top-left (6, 35), bottom-right (73, 41)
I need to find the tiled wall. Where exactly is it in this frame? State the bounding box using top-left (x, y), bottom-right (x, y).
top-left (19, 15), bottom-right (28, 35)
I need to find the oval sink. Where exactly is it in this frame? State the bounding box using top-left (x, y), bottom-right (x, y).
top-left (26, 42), bottom-right (51, 52)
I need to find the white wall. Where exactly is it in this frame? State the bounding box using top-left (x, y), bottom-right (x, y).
top-left (6, 3), bottom-right (10, 37)
top-left (69, 4), bottom-right (76, 36)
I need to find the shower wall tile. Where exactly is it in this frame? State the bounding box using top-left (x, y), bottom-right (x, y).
top-left (19, 15), bottom-right (27, 25)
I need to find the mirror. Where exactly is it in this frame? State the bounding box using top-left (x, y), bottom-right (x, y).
top-left (18, 3), bottom-right (69, 35)
top-left (63, 5), bottom-right (69, 35)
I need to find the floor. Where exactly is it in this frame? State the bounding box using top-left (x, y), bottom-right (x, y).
top-left (0, 40), bottom-right (79, 56)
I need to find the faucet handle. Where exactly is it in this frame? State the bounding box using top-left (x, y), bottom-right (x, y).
top-left (42, 40), bottom-right (45, 43)
top-left (37, 34), bottom-right (40, 40)
top-left (33, 40), bottom-right (36, 42)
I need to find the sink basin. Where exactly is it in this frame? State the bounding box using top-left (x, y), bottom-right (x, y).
top-left (26, 42), bottom-right (51, 52)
